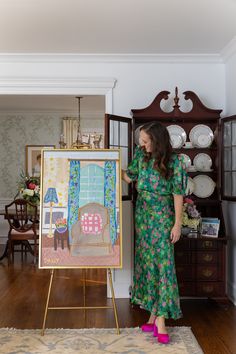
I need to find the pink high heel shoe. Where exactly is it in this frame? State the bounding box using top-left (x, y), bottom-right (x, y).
top-left (140, 323), bottom-right (154, 332)
top-left (153, 322), bottom-right (158, 337)
top-left (157, 333), bottom-right (170, 344)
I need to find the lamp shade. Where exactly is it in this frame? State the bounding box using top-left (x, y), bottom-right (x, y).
top-left (43, 187), bottom-right (58, 204)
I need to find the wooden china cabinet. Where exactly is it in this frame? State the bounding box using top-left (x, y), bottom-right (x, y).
top-left (105, 88), bottom-right (228, 299)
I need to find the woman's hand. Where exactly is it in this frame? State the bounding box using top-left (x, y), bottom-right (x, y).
top-left (170, 223), bottom-right (181, 244)
top-left (122, 169), bottom-right (132, 184)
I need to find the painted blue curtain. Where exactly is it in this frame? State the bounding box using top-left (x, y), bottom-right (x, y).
top-left (104, 161), bottom-right (117, 245)
top-left (68, 160), bottom-right (80, 241)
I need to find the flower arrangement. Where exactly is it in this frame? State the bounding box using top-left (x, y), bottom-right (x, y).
top-left (182, 197), bottom-right (201, 230)
top-left (17, 171), bottom-right (40, 205)
top-left (55, 218), bottom-right (67, 232)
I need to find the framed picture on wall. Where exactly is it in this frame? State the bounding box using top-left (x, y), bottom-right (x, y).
top-left (25, 145), bottom-right (55, 177)
top-left (39, 149), bottom-right (122, 269)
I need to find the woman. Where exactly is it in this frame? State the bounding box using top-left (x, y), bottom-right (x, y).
top-left (122, 121), bottom-right (187, 344)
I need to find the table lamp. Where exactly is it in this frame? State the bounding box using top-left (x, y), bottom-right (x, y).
top-left (43, 187), bottom-right (58, 238)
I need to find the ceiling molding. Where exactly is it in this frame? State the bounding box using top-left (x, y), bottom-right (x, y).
top-left (220, 36), bottom-right (236, 62)
top-left (0, 77), bottom-right (117, 95)
top-left (0, 76), bottom-right (115, 114)
top-left (0, 53), bottom-right (223, 64)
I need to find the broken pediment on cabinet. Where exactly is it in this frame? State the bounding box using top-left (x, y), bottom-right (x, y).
top-left (131, 87), bottom-right (222, 121)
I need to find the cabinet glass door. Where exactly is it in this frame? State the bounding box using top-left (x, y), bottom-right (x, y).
top-left (105, 114), bottom-right (132, 200)
top-left (222, 115), bottom-right (236, 200)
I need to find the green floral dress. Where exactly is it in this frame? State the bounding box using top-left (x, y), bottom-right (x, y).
top-left (126, 146), bottom-right (188, 319)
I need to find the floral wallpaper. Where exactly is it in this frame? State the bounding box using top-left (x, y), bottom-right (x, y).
top-left (0, 113), bottom-right (104, 199)
top-left (0, 113), bottom-right (61, 198)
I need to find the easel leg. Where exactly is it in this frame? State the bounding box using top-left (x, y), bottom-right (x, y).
top-left (108, 268), bottom-right (120, 334)
top-left (82, 269), bottom-right (86, 322)
top-left (41, 269), bottom-right (54, 336)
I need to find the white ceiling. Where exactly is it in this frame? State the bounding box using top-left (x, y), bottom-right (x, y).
top-left (0, 0), bottom-right (236, 112)
top-left (0, 0), bottom-right (236, 54)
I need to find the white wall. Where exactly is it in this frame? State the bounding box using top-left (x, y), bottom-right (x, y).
top-left (224, 46), bottom-right (236, 305)
top-left (0, 55), bottom-right (226, 298)
top-left (0, 56), bottom-right (226, 116)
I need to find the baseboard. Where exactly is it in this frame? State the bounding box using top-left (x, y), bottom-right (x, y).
top-left (107, 270), bottom-right (131, 298)
top-left (0, 198), bottom-right (11, 244)
top-left (0, 198), bottom-right (14, 244)
top-left (227, 280), bottom-right (236, 305)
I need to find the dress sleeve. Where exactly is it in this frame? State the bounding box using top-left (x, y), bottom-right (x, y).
top-left (126, 146), bottom-right (142, 181)
top-left (171, 155), bottom-right (188, 195)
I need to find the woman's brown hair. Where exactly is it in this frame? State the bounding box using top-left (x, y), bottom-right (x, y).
top-left (140, 121), bottom-right (173, 179)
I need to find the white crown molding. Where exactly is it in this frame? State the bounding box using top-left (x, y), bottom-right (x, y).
top-left (221, 36), bottom-right (236, 62)
top-left (0, 77), bottom-right (117, 95)
top-left (0, 77), bottom-right (115, 114)
top-left (0, 53), bottom-right (223, 64)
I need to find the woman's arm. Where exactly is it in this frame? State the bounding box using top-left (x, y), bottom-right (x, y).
top-left (122, 169), bottom-right (132, 184)
top-left (170, 194), bottom-right (183, 243)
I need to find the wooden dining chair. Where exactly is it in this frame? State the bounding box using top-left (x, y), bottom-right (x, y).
top-left (5, 198), bottom-right (39, 264)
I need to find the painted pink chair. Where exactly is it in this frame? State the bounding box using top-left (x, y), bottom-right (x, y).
top-left (70, 202), bottom-right (112, 256)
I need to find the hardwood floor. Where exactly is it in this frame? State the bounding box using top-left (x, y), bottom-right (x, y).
top-left (0, 249), bottom-right (236, 354)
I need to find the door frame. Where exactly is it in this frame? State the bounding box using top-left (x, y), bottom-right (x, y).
top-left (0, 76), bottom-right (116, 113)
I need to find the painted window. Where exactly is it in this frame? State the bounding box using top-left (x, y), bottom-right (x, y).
top-left (80, 164), bottom-right (104, 206)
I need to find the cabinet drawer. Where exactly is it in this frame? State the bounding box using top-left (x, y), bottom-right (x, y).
top-left (175, 250), bottom-right (191, 263)
top-left (197, 240), bottom-right (219, 250)
top-left (196, 282), bottom-right (225, 297)
top-left (193, 251), bottom-right (218, 264)
top-left (176, 265), bottom-right (193, 280)
top-left (178, 282), bottom-right (195, 296)
top-left (175, 239), bottom-right (191, 250)
top-left (196, 266), bottom-right (219, 280)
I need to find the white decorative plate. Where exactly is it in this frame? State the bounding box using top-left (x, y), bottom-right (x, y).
top-left (134, 125), bottom-right (143, 145)
top-left (188, 165), bottom-right (197, 172)
top-left (185, 177), bottom-right (195, 195)
top-left (189, 124), bottom-right (214, 148)
top-left (193, 153), bottom-right (212, 171)
top-left (167, 125), bottom-right (187, 149)
top-left (179, 153), bottom-right (191, 170)
top-left (193, 175), bottom-right (216, 198)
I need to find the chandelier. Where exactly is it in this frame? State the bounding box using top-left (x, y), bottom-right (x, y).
top-left (71, 96), bottom-right (91, 149)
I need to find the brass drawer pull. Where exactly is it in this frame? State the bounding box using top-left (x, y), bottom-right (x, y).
top-left (202, 269), bottom-right (213, 277)
top-left (202, 285), bottom-right (214, 293)
top-left (203, 254), bottom-right (213, 262)
top-left (203, 241), bottom-right (213, 248)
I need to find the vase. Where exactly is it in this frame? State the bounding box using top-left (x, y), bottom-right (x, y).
top-left (56, 226), bottom-right (67, 233)
top-left (181, 226), bottom-right (192, 236)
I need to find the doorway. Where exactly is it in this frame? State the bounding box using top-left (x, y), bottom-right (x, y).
top-left (0, 94), bottom-right (107, 282)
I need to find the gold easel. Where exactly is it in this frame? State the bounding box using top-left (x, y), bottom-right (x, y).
top-left (41, 268), bottom-right (120, 336)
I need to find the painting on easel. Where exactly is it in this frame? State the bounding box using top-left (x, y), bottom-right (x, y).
top-left (39, 149), bottom-right (122, 269)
